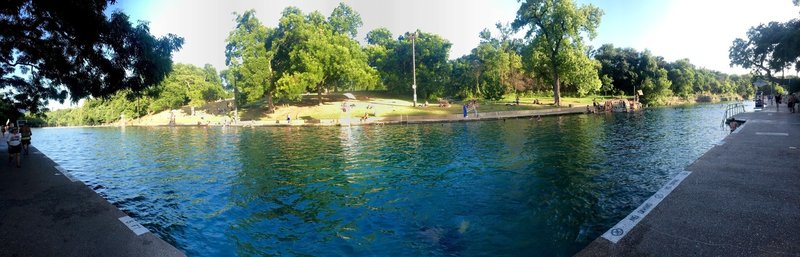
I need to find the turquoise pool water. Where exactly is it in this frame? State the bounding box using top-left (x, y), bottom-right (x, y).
top-left (33, 104), bottom-right (734, 256)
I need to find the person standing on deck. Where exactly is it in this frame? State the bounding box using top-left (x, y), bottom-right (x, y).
top-left (472, 100), bottom-right (479, 118)
top-left (20, 124), bottom-right (31, 155)
top-left (7, 127), bottom-right (21, 167)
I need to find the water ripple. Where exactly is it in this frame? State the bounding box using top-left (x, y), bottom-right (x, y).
top-left (33, 103), bottom-right (730, 256)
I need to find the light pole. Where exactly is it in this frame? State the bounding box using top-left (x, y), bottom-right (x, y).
top-left (410, 31), bottom-right (417, 107)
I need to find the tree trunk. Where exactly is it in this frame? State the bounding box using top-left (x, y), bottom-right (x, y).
top-left (267, 94), bottom-right (275, 114)
top-left (317, 83), bottom-right (324, 105)
top-left (551, 53), bottom-right (561, 106)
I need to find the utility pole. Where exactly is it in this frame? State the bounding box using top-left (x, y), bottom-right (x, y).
top-left (410, 31), bottom-right (418, 107)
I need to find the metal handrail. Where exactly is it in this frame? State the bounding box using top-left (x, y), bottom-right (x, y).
top-left (721, 102), bottom-right (746, 129)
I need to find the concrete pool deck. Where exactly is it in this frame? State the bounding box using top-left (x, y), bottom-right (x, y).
top-left (576, 108), bottom-right (800, 256)
top-left (0, 145), bottom-right (185, 256)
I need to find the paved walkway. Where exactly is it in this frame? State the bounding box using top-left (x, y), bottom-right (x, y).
top-left (0, 145), bottom-right (185, 257)
top-left (576, 108), bottom-right (800, 256)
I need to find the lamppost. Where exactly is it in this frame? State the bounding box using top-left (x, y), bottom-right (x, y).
top-left (409, 31), bottom-right (418, 107)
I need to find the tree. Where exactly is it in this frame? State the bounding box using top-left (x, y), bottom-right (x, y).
top-left (269, 7), bottom-right (378, 105)
top-left (365, 28), bottom-right (394, 89)
top-left (593, 44), bottom-right (639, 95)
top-left (328, 3), bottom-right (363, 38)
top-left (635, 50), bottom-right (672, 104)
top-left (147, 63), bottom-right (226, 113)
top-left (468, 25), bottom-right (528, 100)
top-left (730, 19), bottom-right (800, 81)
top-left (667, 59), bottom-right (695, 98)
top-left (370, 30), bottom-right (451, 101)
top-left (225, 10), bottom-right (279, 111)
top-left (512, 0), bottom-right (603, 105)
top-left (0, 0), bottom-right (183, 114)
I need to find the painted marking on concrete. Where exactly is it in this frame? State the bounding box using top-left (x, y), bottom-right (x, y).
top-left (54, 165), bottom-right (78, 182)
top-left (118, 216), bottom-right (149, 236)
top-left (601, 171), bottom-right (692, 244)
top-left (755, 132), bottom-right (789, 136)
top-left (731, 122), bottom-right (747, 134)
top-left (715, 140), bottom-right (726, 146)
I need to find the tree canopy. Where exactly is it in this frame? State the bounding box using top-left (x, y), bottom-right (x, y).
top-left (729, 19), bottom-right (800, 80)
top-left (0, 0), bottom-right (183, 114)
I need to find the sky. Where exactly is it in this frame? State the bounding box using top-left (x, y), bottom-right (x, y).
top-left (109, 0), bottom-right (800, 75)
top-left (51, 0), bottom-right (798, 110)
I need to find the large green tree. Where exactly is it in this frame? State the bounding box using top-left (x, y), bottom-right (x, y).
top-left (635, 50), bottom-right (672, 104)
top-left (667, 59), bottom-right (695, 98)
top-left (269, 6), bottom-right (378, 105)
top-left (593, 44), bottom-right (640, 95)
top-left (226, 10), bottom-right (286, 112)
top-left (367, 29), bottom-right (452, 101)
top-left (468, 25), bottom-right (528, 100)
top-left (0, 0), bottom-right (183, 114)
top-left (147, 63), bottom-right (226, 112)
top-left (512, 0), bottom-right (603, 105)
top-left (730, 19), bottom-right (800, 81)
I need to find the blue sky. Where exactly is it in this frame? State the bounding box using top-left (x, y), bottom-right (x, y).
top-left (109, 0), bottom-right (799, 76)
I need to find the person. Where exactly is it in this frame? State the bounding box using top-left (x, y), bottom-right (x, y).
top-left (3, 125), bottom-right (8, 162)
top-left (515, 96), bottom-right (520, 105)
top-left (789, 94), bottom-right (796, 113)
top-left (20, 124), bottom-right (31, 155)
top-left (472, 100), bottom-right (479, 118)
top-left (7, 127), bottom-right (21, 167)
top-left (728, 119), bottom-right (738, 133)
top-left (462, 103), bottom-right (468, 118)
top-left (287, 114), bottom-right (291, 123)
top-left (776, 94), bottom-right (782, 111)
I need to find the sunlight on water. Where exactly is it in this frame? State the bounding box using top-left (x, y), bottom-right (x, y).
top-left (34, 103), bottom-right (731, 256)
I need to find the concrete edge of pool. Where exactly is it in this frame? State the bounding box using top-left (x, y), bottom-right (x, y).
top-left (575, 109), bottom-right (800, 256)
top-left (0, 145), bottom-right (186, 257)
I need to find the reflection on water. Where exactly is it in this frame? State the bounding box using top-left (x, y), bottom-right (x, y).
top-left (34, 104), bottom-right (730, 256)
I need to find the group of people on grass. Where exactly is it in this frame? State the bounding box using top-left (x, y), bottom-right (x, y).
top-left (3, 123), bottom-right (31, 168)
